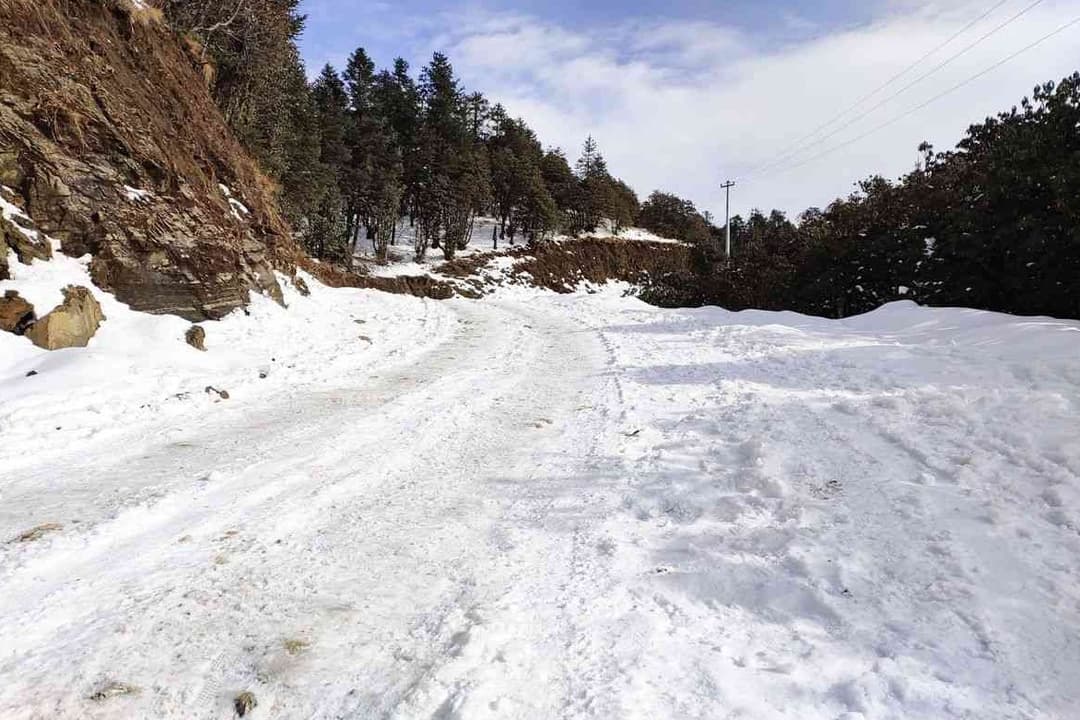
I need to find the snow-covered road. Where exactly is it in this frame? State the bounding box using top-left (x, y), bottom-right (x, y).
top-left (2, 284), bottom-right (1079, 719)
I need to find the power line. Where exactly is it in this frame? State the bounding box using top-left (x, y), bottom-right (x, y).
top-left (745, 0), bottom-right (1013, 176)
top-left (759, 14), bottom-right (1080, 179)
top-left (748, 0), bottom-right (1047, 178)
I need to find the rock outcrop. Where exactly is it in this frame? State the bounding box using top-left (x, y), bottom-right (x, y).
top-left (25, 285), bottom-right (105, 350)
top-left (0, 0), bottom-right (301, 321)
top-left (1, 213), bottom-right (51, 265)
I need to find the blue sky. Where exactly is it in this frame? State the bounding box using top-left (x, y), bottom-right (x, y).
top-left (297, 0), bottom-right (1080, 219)
top-left (299, 0), bottom-right (879, 74)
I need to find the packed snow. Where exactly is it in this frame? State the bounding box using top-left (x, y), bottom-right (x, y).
top-left (1, 256), bottom-right (1078, 718)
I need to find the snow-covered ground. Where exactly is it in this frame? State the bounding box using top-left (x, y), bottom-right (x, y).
top-left (353, 217), bottom-right (507, 278)
top-left (1, 260), bottom-right (1078, 718)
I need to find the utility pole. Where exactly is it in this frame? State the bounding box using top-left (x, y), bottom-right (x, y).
top-left (720, 180), bottom-right (735, 259)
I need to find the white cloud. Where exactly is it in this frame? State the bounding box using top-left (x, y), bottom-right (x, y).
top-left (422, 0), bottom-right (1080, 220)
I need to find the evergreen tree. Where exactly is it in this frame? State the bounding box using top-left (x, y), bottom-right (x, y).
top-left (166, 0), bottom-right (311, 193)
top-left (540, 149), bottom-right (583, 234)
top-left (341, 47), bottom-right (377, 257)
top-left (308, 64), bottom-right (350, 260)
top-left (638, 191), bottom-right (710, 245)
top-left (488, 114), bottom-right (556, 244)
top-left (607, 179), bottom-right (640, 236)
top-left (415, 53), bottom-right (488, 260)
top-left (573, 136), bottom-right (622, 233)
top-left (276, 60), bottom-right (323, 230)
top-left (648, 74), bottom-right (1080, 320)
top-left (388, 59), bottom-right (422, 224)
top-left (575, 135), bottom-right (608, 179)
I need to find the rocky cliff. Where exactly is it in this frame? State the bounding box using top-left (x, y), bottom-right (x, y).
top-left (0, 0), bottom-right (300, 321)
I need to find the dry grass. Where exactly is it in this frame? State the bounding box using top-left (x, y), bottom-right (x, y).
top-left (181, 34), bottom-right (217, 87)
top-left (282, 638), bottom-right (309, 655)
top-left (117, 0), bottom-right (164, 26)
top-left (10, 522), bottom-right (63, 543)
top-left (32, 88), bottom-right (90, 147)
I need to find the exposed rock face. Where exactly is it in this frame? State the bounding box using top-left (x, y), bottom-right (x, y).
top-left (25, 285), bottom-right (105, 349)
top-left (0, 0), bottom-right (301, 321)
top-left (185, 324), bottom-right (206, 351)
top-left (299, 258), bottom-right (456, 300)
top-left (0, 290), bottom-right (35, 334)
top-left (1, 213), bottom-right (51, 265)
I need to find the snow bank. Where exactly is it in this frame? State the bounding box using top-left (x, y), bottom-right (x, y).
top-left (0, 249), bottom-right (454, 474)
top-left (539, 289), bottom-right (1080, 719)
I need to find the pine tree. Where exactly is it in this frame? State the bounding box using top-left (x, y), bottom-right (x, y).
top-left (341, 47), bottom-right (377, 257)
top-left (540, 149), bottom-right (583, 233)
top-left (415, 53), bottom-right (488, 260)
top-left (276, 59), bottom-right (323, 231)
top-left (575, 135), bottom-right (608, 179)
top-left (388, 59), bottom-right (422, 224)
top-left (308, 64), bottom-right (350, 260)
top-left (488, 114), bottom-right (556, 244)
top-left (574, 137), bottom-right (616, 232)
top-left (638, 191), bottom-right (709, 244)
top-left (607, 179), bottom-right (640, 236)
top-left (166, 0), bottom-right (309, 187)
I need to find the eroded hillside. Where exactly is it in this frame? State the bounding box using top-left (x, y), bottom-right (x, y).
top-left (0, 0), bottom-right (300, 320)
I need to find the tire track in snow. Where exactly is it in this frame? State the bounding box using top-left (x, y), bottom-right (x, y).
top-left (0, 298), bottom-right (618, 719)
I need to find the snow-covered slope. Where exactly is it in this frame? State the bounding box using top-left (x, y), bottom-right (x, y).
top-left (0, 249), bottom-right (455, 475)
top-left (1, 277), bottom-right (1077, 719)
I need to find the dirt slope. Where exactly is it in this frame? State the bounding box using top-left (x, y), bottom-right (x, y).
top-left (0, 0), bottom-right (299, 320)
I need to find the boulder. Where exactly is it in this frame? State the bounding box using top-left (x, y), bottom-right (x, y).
top-left (25, 285), bottom-right (105, 350)
top-left (0, 290), bottom-right (36, 335)
top-left (185, 324), bottom-right (206, 351)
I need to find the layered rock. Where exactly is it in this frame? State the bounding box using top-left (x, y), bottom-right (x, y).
top-left (1, 213), bottom-right (51, 265)
top-left (0, 0), bottom-right (301, 321)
